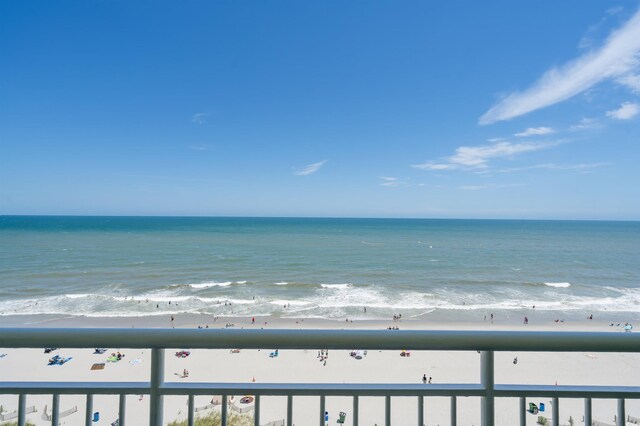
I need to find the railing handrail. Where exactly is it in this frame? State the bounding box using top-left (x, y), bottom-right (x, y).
top-left (1, 328), bottom-right (639, 425)
top-left (0, 328), bottom-right (638, 352)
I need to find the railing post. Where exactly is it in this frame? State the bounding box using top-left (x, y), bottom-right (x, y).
top-left (450, 396), bottom-right (457, 426)
top-left (51, 394), bottom-right (60, 426)
top-left (119, 394), bottom-right (126, 426)
top-left (418, 395), bottom-right (424, 426)
top-left (254, 395), bottom-right (260, 426)
top-left (552, 397), bottom-right (559, 426)
top-left (353, 395), bottom-right (359, 426)
top-left (187, 395), bottom-right (194, 426)
top-left (617, 399), bottom-right (625, 426)
top-left (519, 397), bottom-right (526, 426)
top-left (385, 395), bottom-right (391, 426)
top-left (221, 395), bottom-right (228, 426)
top-left (320, 395), bottom-right (325, 426)
top-left (85, 394), bottom-right (93, 426)
top-left (584, 398), bottom-right (592, 426)
top-left (287, 394), bottom-right (293, 426)
top-left (480, 351), bottom-right (494, 426)
top-left (150, 348), bottom-right (164, 426)
top-left (17, 393), bottom-right (26, 426)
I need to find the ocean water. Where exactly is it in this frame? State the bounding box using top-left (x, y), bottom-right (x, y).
top-left (0, 216), bottom-right (639, 321)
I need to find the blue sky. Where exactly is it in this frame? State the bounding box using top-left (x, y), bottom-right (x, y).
top-left (1, 1), bottom-right (640, 219)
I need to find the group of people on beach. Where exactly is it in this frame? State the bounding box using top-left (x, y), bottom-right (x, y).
top-left (422, 374), bottom-right (432, 384)
top-left (318, 349), bottom-right (329, 366)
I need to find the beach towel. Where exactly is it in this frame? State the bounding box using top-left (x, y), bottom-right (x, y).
top-left (91, 363), bottom-right (105, 370)
top-left (129, 358), bottom-right (142, 365)
top-left (106, 356), bottom-right (119, 362)
top-left (49, 356), bottom-right (72, 366)
top-left (0, 353), bottom-right (7, 358)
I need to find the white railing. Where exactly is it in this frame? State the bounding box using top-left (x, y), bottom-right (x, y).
top-left (0, 328), bottom-right (639, 426)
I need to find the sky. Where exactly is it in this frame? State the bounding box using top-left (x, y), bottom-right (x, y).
top-left (1, 1), bottom-right (640, 220)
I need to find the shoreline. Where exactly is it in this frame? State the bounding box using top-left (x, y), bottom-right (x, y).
top-left (0, 312), bottom-right (633, 333)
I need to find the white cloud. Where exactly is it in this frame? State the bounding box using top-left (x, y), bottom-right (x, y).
top-left (293, 160), bottom-right (327, 176)
top-left (616, 73), bottom-right (640, 93)
top-left (413, 140), bottom-right (554, 171)
top-left (379, 177), bottom-right (399, 187)
top-left (606, 102), bottom-right (640, 119)
top-left (458, 183), bottom-right (522, 191)
top-left (191, 113), bottom-right (208, 124)
top-left (379, 176), bottom-right (410, 187)
top-left (514, 127), bottom-right (555, 137)
top-left (479, 8), bottom-right (640, 124)
top-left (413, 162), bottom-right (459, 171)
top-left (569, 117), bottom-right (600, 131)
top-left (496, 162), bottom-right (609, 173)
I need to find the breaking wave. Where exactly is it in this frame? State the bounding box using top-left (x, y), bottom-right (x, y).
top-left (544, 282), bottom-right (571, 288)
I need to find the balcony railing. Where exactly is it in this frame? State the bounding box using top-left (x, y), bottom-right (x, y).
top-left (1, 328), bottom-right (639, 426)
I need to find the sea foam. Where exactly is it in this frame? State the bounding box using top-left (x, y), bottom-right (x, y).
top-left (190, 281), bottom-right (232, 289)
top-left (544, 282), bottom-right (571, 288)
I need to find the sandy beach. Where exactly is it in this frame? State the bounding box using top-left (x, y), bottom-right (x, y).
top-left (1, 315), bottom-right (638, 426)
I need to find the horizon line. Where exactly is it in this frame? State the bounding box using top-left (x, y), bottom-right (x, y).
top-left (1, 214), bottom-right (638, 223)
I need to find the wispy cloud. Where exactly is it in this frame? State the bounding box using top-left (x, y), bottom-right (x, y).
top-left (616, 73), bottom-right (640, 93)
top-left (606, 102), bottom-right (640, 119)
top-left (514, 127), bottom-right (555, 137)
top-left (293, 160), bottom-right (327, 176)
top-left (458, 183), bottom-right (523, 191)
top-left (412, 140), bottom-right (555, 171)
top-left (479, 8), bottom-right (640, 124)
top-left (569, 117), bottom-right (601, 131)
top-left (191, 112), bottom-right (208, 124)
top-left (379, 176), bottom-right (410, 187)
top-left (495, 162), bottom-right (610, 174)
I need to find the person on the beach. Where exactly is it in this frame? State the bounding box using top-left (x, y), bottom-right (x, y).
top-left (428, 377), bottom-right (432, 384)
top-left (422, 374), bottom-right (427, 384)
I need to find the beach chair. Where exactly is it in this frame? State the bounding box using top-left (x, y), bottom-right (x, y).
top-left (528, 402), bottom-right (539, 414)
top-left (270, 350), bottom-right (279, 358)
top-left (92, 412), bottom-right (100, 422)
top-left (337, 412), bottom-right (346, 424)
top-left (539, 402), bottom-right (545, 412)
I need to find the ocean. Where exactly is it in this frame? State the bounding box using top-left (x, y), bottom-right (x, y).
top-left (0, 216), bottom-right (639, 322)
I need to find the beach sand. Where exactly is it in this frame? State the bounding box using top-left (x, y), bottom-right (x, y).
top-left (1, 315), bottom-right (638, 425)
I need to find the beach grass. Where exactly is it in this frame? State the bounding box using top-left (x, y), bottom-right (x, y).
top-left (167, 411), bottom-right (253, 426)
